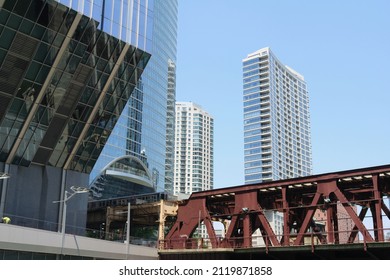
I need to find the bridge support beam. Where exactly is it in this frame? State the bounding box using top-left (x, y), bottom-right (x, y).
top-left (161, 165), bottom-right (390, 253)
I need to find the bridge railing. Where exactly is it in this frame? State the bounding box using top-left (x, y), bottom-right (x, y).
top-left (2, 213), bottom-right (157, 247)
top-left (159, 227), bottom-right (390, 251)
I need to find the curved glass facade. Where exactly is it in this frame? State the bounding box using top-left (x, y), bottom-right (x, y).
top-left (243, 47), bottom-right (312, 184)
top-left (90, 155), bottom-right (154, 200)
top-left (90, 0), bottom-right (178, 193)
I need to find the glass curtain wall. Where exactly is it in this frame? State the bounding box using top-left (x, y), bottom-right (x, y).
top-left (89, 0), bottom-right (178, 193)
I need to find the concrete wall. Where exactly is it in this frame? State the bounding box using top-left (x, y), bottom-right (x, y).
top-left (0, 223), bottom-right (157, 259)
top-left (2, 164), bottom-right (89, 234)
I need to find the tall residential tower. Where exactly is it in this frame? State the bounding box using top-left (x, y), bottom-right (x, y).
top-left (173, 102), bottom-right (214, 196)
top-left (243, 47), bottom-right (312, 184)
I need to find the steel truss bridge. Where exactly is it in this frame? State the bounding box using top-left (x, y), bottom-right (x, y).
top-left (159, 165), bottom-right (390, 259)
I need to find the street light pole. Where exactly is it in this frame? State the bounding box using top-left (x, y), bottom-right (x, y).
top-left (0, 172), bottom-right (11, 219)
top-left (53, 186), bottom-right (89, 257)
top-left (126, 202), bottom-right (130, 259)
top-left (59, 191), bottom-right (69, 255)
top-left (0, 173), bottom-right (10, 180)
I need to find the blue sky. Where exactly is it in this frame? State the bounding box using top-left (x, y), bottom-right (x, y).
top-left (175, 0), bottom-right (390, 189)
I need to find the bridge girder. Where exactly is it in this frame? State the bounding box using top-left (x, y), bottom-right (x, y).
top-left (162, 164), bottom-right (390, 250)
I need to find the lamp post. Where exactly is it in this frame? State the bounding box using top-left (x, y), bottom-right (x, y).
top-left (0, 173), bottom-right (10, 180)
top-left (126, 202), bottom-right (130, 258)
top-left (116, 202), bottom-right (131, 258)
top-left (53, 186), bottom-right (89, 256)
top-left (0, 172), bottom-right (11, 219)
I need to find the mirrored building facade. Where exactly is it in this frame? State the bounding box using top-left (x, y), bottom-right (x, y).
top-left (0, 0), bottom-right (150, 232)
top-left (90, 0), bottom-right (178, 196)
top-left (56, 0), bottom-right (152, 53)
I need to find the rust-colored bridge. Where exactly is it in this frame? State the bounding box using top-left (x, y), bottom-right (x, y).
top-left (159, 164), bottom-right (390, 259)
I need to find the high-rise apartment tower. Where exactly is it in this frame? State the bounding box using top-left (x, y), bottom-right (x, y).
top-left (173, 102), bottom-right (214, 196)
top-left (243, 47), bottom-right (312, 184)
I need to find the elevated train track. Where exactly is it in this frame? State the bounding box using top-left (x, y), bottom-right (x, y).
top-left (159, 164), bottom-right (390, 259)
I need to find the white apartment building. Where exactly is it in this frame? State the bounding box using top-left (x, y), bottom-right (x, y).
top-left (173, 102), bottom-right (214, 196)
top-left (243, 47), bottom-right (312, 184)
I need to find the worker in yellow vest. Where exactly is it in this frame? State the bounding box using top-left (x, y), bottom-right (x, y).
top-left (2, 217), bottom-right (11, 224)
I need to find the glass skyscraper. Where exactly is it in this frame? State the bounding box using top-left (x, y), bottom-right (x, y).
top-left (0, 0), bottom-right (150, 231)
top-left (89, 0), bottom-right (178, 195)
top-left (56, 0), bottom-right (152, 52)
top-left (243, 47), bottom-right (312, 184)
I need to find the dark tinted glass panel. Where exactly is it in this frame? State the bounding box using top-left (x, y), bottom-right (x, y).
top-left (72, 17), bottom-right (89, 42)
top-left (18, 251), bottom-right (33, 260)
top-left (3, 1), bottom-right (16, 11)
top-left (8, 98), bottom-right (24, 116)
top-left (72, 63), bottom-right (92, 83)
top-left (32, 147), bottom-right (52, 165)
top-left (72, 104), bottom-right (87, 121)
top-left (13, 1), bottom-right (32, 17)
top-left (137, 51), bottom-right (150, 69)
top-left (104, 60), bottom-right (114, 74)
top-left (79, 87), bottom-right (94, 104)
top-left (0, 10), bottom-right (10, 25)
top-left (104, 95), bottom-right (118, 112)
top-left (0, 27), bottom-right (16, 49)
top-left (0, 94), bottom-right (12, 122)
top-left (92, 33), bottom-right (106, 58)
top-left (74, 42), bottom-right (87, 57)
top-left (49, 4), bottom-right (66, 33)
top-left (84, 159), bottom-right (95, 174)
top-left (69, 121), bottom-right (85, 138)
top-left (85, 54), bottom-right (98, 68)
top-left (19, 18), bottom-right (34, 35)
top-left (99, 72), bottom-right (108, 85)
top-left (121, 86), bottom-right (135, 101)
top-left (7, 13), bottom-right (22, 30)
top-left (3, 250), bottom-right (18, 260)
top-left (58, 9), bottom-right (76, 35)
top-left (31, 24), bottom-right (45, 39)
top-left (65, 55), bottom-right (81, 74)
top-left (40, 29), bottom-right (55, 44)
top-left (76, 141), bottom-right (95, 157)
top-left (96, 58), bottom-right (107, 72)
top-left (34, 43), bottom-right (49, 62)
top-left (37, 3), bottom-right (50, 27)
top-left (44, 48), bottom-right (59, 65)
top-left (0, 49), bottom-right (6, 68)
top-left (56, 83), bottom-right (82, 116)
top-left (25, 0), bottom-right (44, 22)
top-left (34, 105), bottom-right (52, 126)
top-left (25, 61), bottom-right (41, 81)
top-left (35, 65), bottom-right (50, 83)
top-left (79, 105), bottom-right (92, 122)
top-left (40, 116), bottom-right (67, 148)
top-left (110, 40), bottom-right (121, 62)
top-left (52, 33), bottom-right (65, 48)
top-left (80, 22), bottom-right (97, 46)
